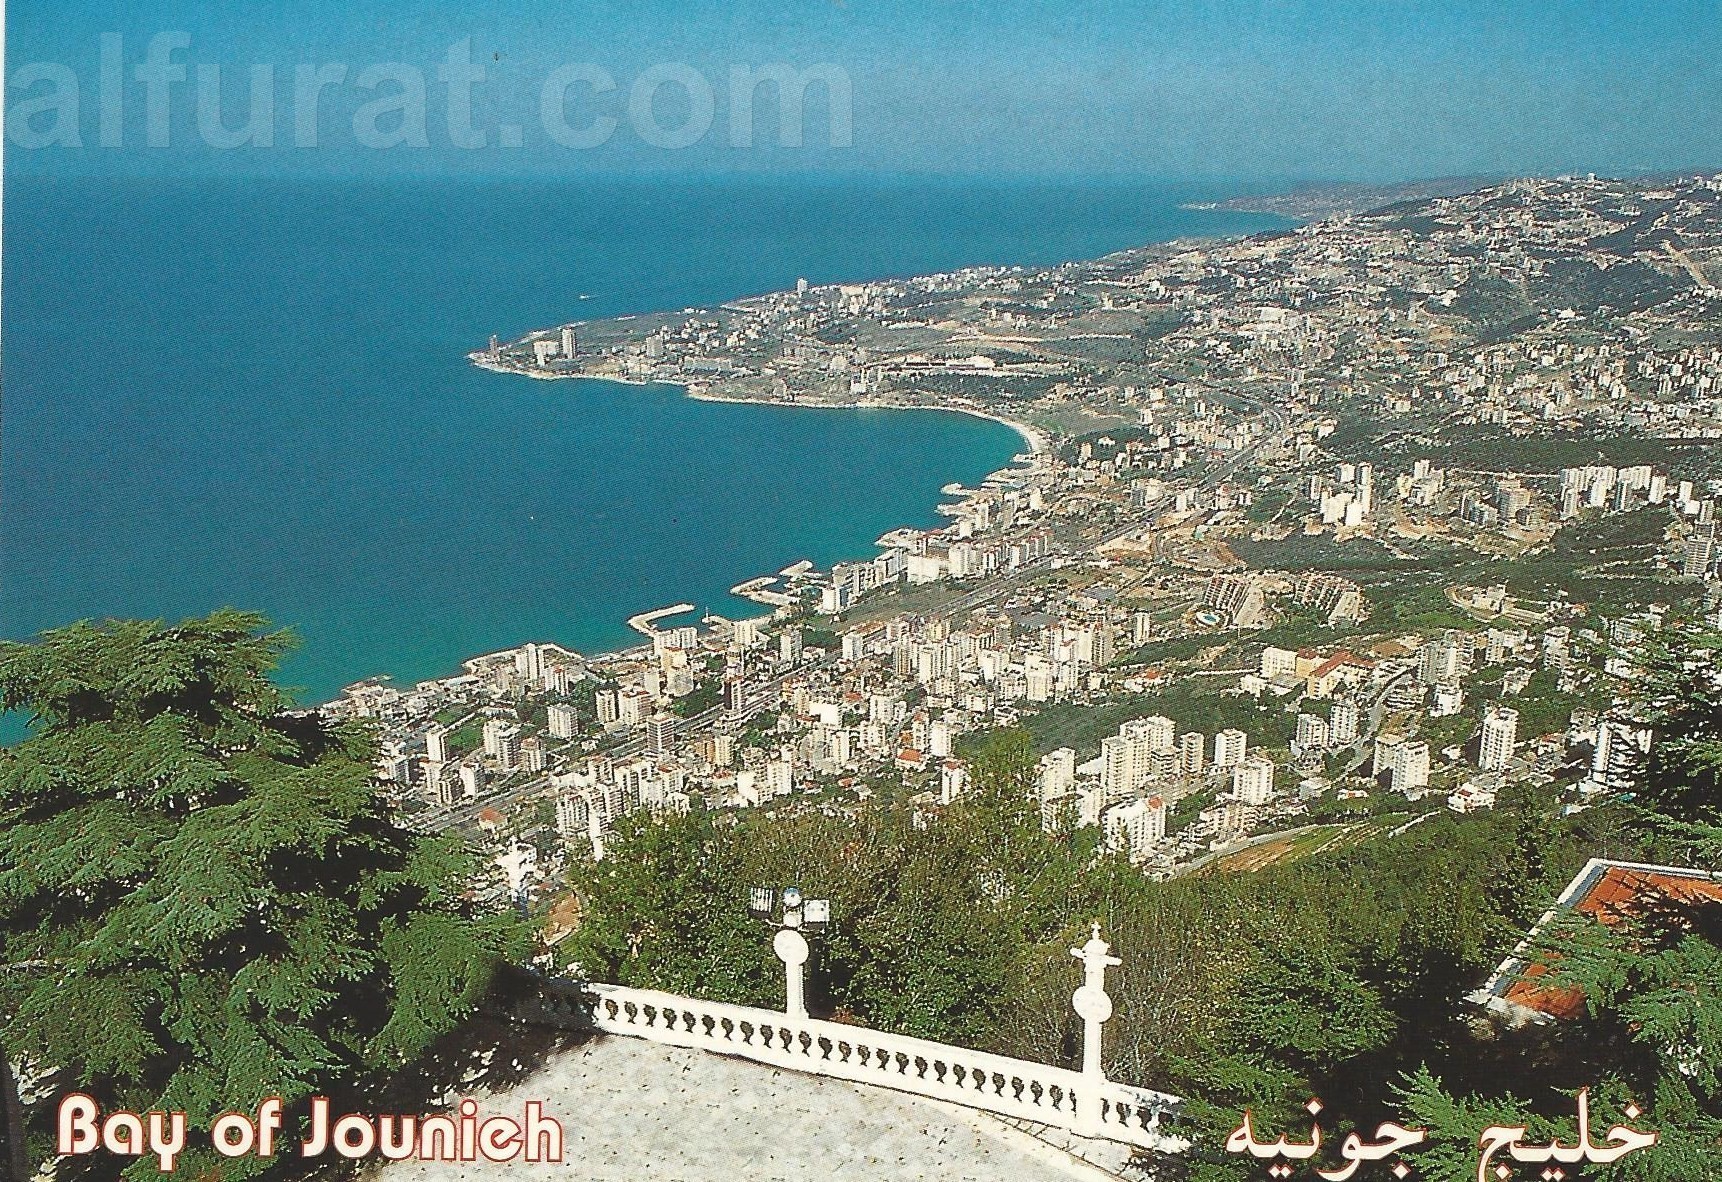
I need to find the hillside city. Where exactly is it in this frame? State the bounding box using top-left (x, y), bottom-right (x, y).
top-left (330, 173), bottom-right (1722, 914)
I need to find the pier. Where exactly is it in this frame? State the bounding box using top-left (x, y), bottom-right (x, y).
top-left (627, 603), bottom-right (697, 636)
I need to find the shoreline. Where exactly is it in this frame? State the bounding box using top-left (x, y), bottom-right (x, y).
top-left (679, 384), bottom-right (1052, 458)
top-left (472, 354), bottom-right (1051, 458)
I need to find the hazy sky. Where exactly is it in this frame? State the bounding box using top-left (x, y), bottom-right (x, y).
top-left (8, 0), bottom-right (1722, 181)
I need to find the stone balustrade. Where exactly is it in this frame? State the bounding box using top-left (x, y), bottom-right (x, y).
top-left (519, 979), bottom-right (1187, 1154)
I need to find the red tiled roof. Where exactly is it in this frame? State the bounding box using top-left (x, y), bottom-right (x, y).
top-left (1488, 861), bottom-right (1722, 1021)
top-left (1309, 652), bottom-right (1368, 681)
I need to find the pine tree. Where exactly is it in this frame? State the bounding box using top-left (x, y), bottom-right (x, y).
top-left (1607, 616), bottom-right (1722, 865)
top-left (0, 611), bottom-right (526, 1176)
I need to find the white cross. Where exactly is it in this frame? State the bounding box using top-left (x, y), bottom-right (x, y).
top-left (1070, 922), bottom-right (1122, 988)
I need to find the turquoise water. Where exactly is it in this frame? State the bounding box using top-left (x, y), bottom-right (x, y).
top-left (0, 175), bottom-right (1283, 704)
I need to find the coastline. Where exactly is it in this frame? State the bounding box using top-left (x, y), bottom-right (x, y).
top-left (408, 187), bottom-right (1269, 707)
top-left (472, 355), bottom-right (1051, 459)
top-left (679, 384), bottom-right (1052, 458)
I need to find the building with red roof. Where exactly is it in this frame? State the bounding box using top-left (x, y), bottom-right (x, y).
top-left (1471, 858), bottom-right (1722, 1025)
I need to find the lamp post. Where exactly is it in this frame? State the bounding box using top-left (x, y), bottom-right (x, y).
top-left (749, 884), bottom-right (830, 1019)
top-left (1071, 923), bottom-right (1122, 1137)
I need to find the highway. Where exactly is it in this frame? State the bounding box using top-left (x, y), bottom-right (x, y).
top-left (409, 653), bottom-right (841, 833)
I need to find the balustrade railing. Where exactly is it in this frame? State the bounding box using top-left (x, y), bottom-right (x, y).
top-left (519, 979), bottom-right (1186, 1154)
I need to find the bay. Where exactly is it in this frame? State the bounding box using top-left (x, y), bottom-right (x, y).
top-left (0, 173), bottom-right (1283, 704)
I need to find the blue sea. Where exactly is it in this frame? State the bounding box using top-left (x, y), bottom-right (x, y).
top-left (0, 174), bottom-right (1283, 705)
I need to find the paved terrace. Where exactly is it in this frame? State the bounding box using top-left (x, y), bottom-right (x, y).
top-left (380, 1035), bottom-right (1137, 1182)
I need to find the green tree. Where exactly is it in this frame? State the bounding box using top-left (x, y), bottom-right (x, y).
top-left (0, 612), bottom-right (525, 1177)
top-left (1611, 618), bottom-right (1722, 865)
top-left (1542, 896), bottom-right (1722, 1177)
top-left (562, 808), bottom-right (777, 1003)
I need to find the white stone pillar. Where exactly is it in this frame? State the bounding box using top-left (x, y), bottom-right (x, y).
top-left (1070, 923), bottom-right (1121, 1136)
top-left (774, 926), bottom-right (810, 1019)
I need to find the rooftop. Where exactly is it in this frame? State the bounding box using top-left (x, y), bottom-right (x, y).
top-left (1473, 858), bottom-right (1722, 1023)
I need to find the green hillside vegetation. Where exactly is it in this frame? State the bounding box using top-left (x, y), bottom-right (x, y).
top-left (568, 618), bottom-right (1722, 1179)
